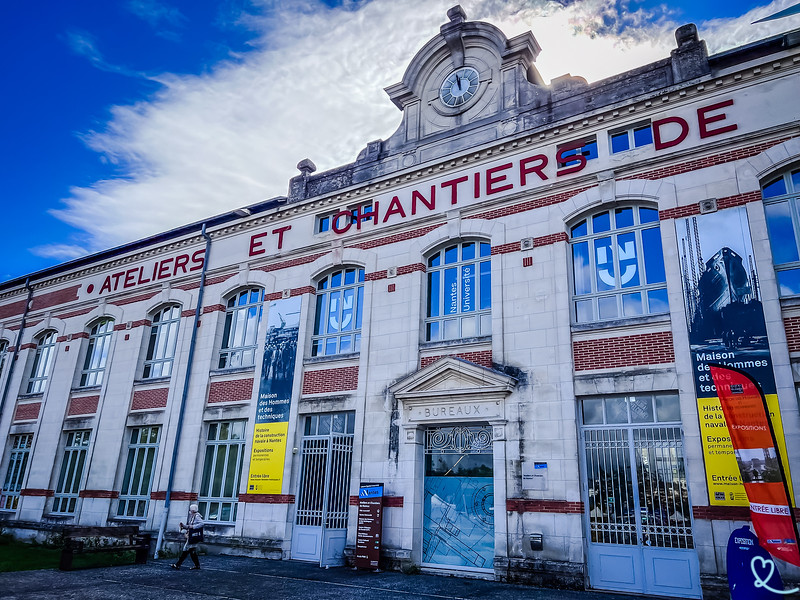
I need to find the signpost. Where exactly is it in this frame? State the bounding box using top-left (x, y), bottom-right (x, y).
top-left (355, 483), bottom-right (384, 570)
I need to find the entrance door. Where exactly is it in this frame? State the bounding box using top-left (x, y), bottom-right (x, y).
top-left (581, 395), bottom-right (701, 598)
top-left (422, 425), bottom-right (494, 573)
top-left (292, 412), bottom-right (354, 566)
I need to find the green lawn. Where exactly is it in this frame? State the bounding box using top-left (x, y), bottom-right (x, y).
top-left (0, 537), bottom-right (138, 572)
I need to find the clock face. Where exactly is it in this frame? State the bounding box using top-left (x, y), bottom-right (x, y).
top-left (439, 67), bottom-right (480, 108)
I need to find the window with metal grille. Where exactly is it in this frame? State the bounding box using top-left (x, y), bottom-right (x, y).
top-left (27, 330), bottom-right (57, 394)
top-left (199, 421), bottom-right (245, 523)
top-left (311, 268), bottom-right (364, 357)
top-left (425, 240), bottom-right (491, 341)
top-left (570, 206), bottom-right (668, 323)
top-left (219, 288), bottom-right (263, 369)
top-left (117, 426), bottom-right (160, 518)
top-left (1, 434), bottom-right (33, 511)
top-left (79, 319), bottom-right (114, 387)
top-left (295, 413), bottom-right (355, 529)
top-left (143, 305), bottom-right (181, 378)
top-left (762, 166), bottom-right (800, 296)
top-left (53, 430), bottom-right (91, 514)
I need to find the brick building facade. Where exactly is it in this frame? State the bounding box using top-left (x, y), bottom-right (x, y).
top-left (1, 7), bottom-right (800, 597)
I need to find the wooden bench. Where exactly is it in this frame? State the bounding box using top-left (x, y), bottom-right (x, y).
top-left (59, 525), bottom-right (151, 570)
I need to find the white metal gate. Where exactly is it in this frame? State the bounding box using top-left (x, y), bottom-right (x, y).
top-left (292, 412), bottom-right (354, 566)
top-left (582, 423), bottom-right (701, 598)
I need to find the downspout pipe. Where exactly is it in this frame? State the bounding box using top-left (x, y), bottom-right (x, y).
top-left (155, 225), bottom-right (211, 558)
top-left (0, 277), bottom-right (33, 423)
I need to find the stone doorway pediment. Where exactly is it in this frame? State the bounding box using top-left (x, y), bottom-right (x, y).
top-left (390, 357), bottom-right (517, 426)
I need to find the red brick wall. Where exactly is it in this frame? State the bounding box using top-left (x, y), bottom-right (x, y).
top-left (349, 495), bottom-right (404, 507)
top-left (68, 396), bottom-right (99, 416)
top-left (13, 402), bottom-right (41, 422)
top-left (150, 491), bottom-right (198, 501)
top-left (421, 350), bottom-right (492, 369)
top-left (79, 490), bottom-right (119, 499)
top-left (131, 387), bottom-right (169, 410)
top-left (302, 366), bottom-right (359, 394)
top-left (573, 331), bottom-right (674, 371)
top-left (238, 494), bottom-right (296, 504)
top-left (659, 191), bottom-right (762, 220)
top-left (208, 378), bottom-right (254, 404)
top-left (785, 316), bottom-right (800, 354)
top-left (507, 499), bottom-right (584, 514)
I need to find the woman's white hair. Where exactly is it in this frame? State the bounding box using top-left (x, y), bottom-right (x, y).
top-left (189, 504), bottom-right (199, 512)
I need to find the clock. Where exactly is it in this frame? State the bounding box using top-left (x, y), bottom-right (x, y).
top-left (439, 67), bottom-right (480, 108)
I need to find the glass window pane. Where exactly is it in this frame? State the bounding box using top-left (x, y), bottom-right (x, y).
top-left (444, 245), bottom-right (458, 264)
top-left (339, 335), bottom-right (352, 353)
top-left (776, 268), bottom-right (800, 296)
top-left (641, 227), bottom-right (667, 284)
top-left (592, 212), bottom-right (611, 233)
top-left (639, 207), bottom-right (659, 224)
top-left (318, 415), bottom-right (331, 435)
top-left (792, 170), bottom-right (800, 190)
top-left (647, 288), bottom-right (669, 314)
top-left (582, 140), bottom-right (598, 160)
top-left (633, 125), bottom-right (653, 147)
top-left (615, 207), bottom-right (634, 228)
top-left (479, 242), bottom-right (491, 257)
top-left (462, 242), bottom-right (475, 260)
top-left (610, 132), bottom-right (629, 153)
top-left (629, 396), bottom-right (654, 423)
top-left (444, 268), bottom-right (458, 314)
top-left (605, 397), bottom-right (628, 424)
top-left (622, 292), bottom-right (643, 317)
top-left (427, 322), bottom-right (440, 341)
top-left (344, 268), bottom-right (355, 285)
top-left (594, 236), bottom-right (616, 291)
top-left (582, 398), bottom-right (604, 424)
top-left (327, 291), bottom-right (341, 334)
top-left (617, 232), bottom-right (640, 288)
top-left (764, 201), bottom-right (800, 264)
top-left (572, 241), bottom-right (592, 295)
top-left (571, 220), bottom-right (587, 238)
top-left (461, 316), bottom-right (476, 337)
top-left (330, 270), bottom-right (342, 288)
top-left (479, 261), bottom-right (491, 310)
top-left (598, 296), bottom-right (618, 320)
top-left (428, 252), bottom-right (440, 268)
top-left (656, 395), bottom-right (681, 422)
top-left (461, 264), bottom-right (475, 313)
top-left (428, 271), bottom-right (441, 317)
top-left (575, 300), bottom-right (593, 323)
top-left (340, 288), bottom-right (354, 332)
top-left (443, 319), bottom-right (458, 340)
top-left (762, 177), bottom-right (787, 199)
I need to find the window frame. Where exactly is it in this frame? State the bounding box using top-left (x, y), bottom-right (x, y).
top-left (27, 330), bottom-right (57, 394)
top-left (762, 166), bottom-right (800, 296)
top-left (424, 240), bottom-right (492, 342)
top-left (143, 305), bottom-right (181, 379)
top-left (609, 121), bottom-right (654, 154)
top-left (569, 205), bottom-right (668, 324)
top-left (117, 426), bottom-right (160, 519)
top-left (316, 202), bottom-right (374, 234)
top-left (79, 318), bottom-right (115, 388)
top-left (52, 430), bottom-right (91, 515)
top-left (198, 420), bottom-right (246, 524)
top-left (558, 136), bottom-right (599, 168)
top-left (0, 339), bottom-right (8, 383)
top-left (218, 288), bottom-right (264, 369)
top-left (311, 267), bottom-right (365, 357)
top-left (1, 433), bottom-right (33, 512)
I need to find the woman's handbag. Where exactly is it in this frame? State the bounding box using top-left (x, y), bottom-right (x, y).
top-left (188, 527), bottom-right (204, 543)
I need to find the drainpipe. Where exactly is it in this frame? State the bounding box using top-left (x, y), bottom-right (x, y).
top-left (0, 277), bottom-right (33, 422)
top-left (154, 225), bottom-right (211, 558)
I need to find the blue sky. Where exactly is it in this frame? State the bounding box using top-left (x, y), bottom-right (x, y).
top-left (1, 0), bottom-right (798, 284)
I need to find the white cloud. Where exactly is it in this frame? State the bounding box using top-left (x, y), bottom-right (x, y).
top-left (43, 0), bottom-right (800, 259)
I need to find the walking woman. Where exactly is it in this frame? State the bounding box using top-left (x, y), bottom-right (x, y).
top-left (171, 504), bottom-right (204, 570)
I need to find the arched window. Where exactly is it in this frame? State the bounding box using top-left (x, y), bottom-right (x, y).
top-left (143, 305), bottom-right (181, 378)
top-left (80, 319), bottom-right (114, 387)
top-left (27, 330), bottom-right (57, 394)
top-left (312, 267), bottom-right (365, 357)
top-left (425, 240), bottom-right (491, 342)
top-left (570, 206), bottom-right (668, 323)
top-left (219, 288), bottom-right (264, 369)
top-left (763, 166), bottom-right (800, 296)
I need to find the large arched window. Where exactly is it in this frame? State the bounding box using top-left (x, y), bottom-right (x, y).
top-left (425, 240), bottom-right (491, 342)
top-left (570, 206), bottom-right (668, 323)
top-left (312, 267), bottom-right (365, 357)
top-left (0, 340), bottom-right (8, 381)
top-left (80, 318), bottom-right (114, 387)
top-left (219, 288), bottom-right (264, 369)
top-left (763, 166), bottom-right (800, 296)
top-left (143, 305), bottom-right (181, 378)
top-left (27, 330), bottom-right (57, 394)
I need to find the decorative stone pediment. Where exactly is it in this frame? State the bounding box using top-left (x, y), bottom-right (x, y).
top-left (390, 357), bottom-right (517, 426)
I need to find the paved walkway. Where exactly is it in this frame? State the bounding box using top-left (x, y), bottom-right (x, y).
top-left (1, 555), bottom-right (642, 600)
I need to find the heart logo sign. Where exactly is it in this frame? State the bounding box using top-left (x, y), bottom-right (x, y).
top-left (751, 556), bottom-right (800, 595)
